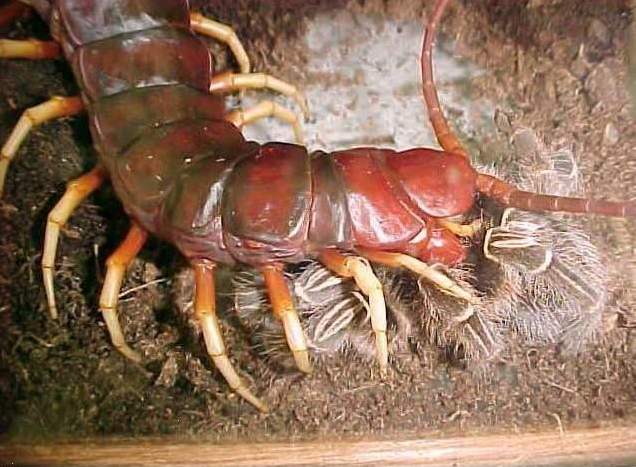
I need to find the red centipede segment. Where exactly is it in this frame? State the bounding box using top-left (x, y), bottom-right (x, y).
top-left (1, 0), bottom-right (634, 412)
top-left (0, 0), bottom-right (29, 29)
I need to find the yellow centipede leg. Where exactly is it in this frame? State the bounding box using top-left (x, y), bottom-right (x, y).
top-left (226, 100), bottom-right (304, 144)
top-left (42, 166), bottom-right (107, 319)
top-left (98, 224), bottom-right (148, 363)
top-left (210, 72), bottom-right (310, 119)
top-left (262, 265), bottom-right (313, 374)
top-left (193, 260), bottom-right (268, 412)
top-left (320, 249), bottom-right (389, 373)
top-left (0, 96), bottom-right (83, 196)
top-left (190, 13), bottom-right (250, 74)
top-left (0, 38), bottom-right (60, 59)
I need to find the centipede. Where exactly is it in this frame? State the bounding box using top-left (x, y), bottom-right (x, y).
top-left (1, 0), bottom-right (634, 413)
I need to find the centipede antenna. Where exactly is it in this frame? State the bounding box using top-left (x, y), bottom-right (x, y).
top-left (421, 0), bottom-right (468, 158)
top-left (477, 173), bottom-right (636, 218)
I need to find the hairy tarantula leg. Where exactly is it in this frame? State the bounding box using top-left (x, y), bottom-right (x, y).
top-left (210, 72), bottom-right (310, 119)
top-left (359, 249), bottom-right (478, 304)
top-left (42, 166), bottom-right (107, 319)
top-left (189, 12), bottom-right (250, 74)
top-left (226, 101), bottom-right (304, 144)
top-left (320, 250), bottom-right (388, 373)
top-left (482, 210), bottom-right (553, 274)
top-left (0, 96), bottom-right (83, 196)
top-left (437, 218), bottom-right (482, 237)
top-left (194, 260), bottom-right (268, 412)
top-left (98, 224), bottom-right (147, 363)
top-left (0, 38), bottom-right (60, 59)
top-left (0, 1), bottom-right (30, 29)
top-left (262, 265), bottom-right (313, 374)
top-left (483, 229), bottom-right (553, 274)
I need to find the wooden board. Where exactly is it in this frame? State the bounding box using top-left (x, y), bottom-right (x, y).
top-left (2, 426), bottom-right (636, 466)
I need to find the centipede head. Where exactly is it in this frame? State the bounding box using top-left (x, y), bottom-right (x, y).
top-left (421, 0), bottom-right (635, 220)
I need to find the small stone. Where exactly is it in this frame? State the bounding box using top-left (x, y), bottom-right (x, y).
top-left (143, 261), bottom-right (161, 283)
top-left (587, 19), bottom-right (611, 48)
top-left (602, 122), bottom-right (619, 147)
top-left (584, 62), bottom-right (620, 108)
top-left (155, 353), bottom-right (180, 388)
top-left (527, 0), bottom-right (561, 8)
top-left (553, 67), bottom-right (581, 109)
top-left (570, 59), bottom-right (588, 80)
top-left (512, 128), bottom-right (539, 156)
top-left (570, 45), bottom-right (589, 79)
top-left (185, 355), bottom-right (216, 389)
top-left (494, 109), bottom-right (512, 134)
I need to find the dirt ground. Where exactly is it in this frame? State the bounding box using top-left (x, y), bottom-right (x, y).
top-left (0, 0), bottom-right (634, 445)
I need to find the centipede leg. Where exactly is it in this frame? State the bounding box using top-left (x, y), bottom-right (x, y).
top-left (98, 224), bottom-right (148, 363)
top-left (42, 166), bottom-right (107, 319)
top-left (0, 96), bottom-right (83, 196)
top-left (210, 72), bottom-right (310, 119)
top-left (193, 260), bottom-right (268, 412)
top-left (226, 100), bottom-right (304, 144)
top-left (189, 12), bottom-right (250, 74)
top-left (358, 249), bottom-right (477, 304)
top-left (319, 250), bottom-right (389, 373)
top-left (437, 218), bottom-right (482, 237)
top-left (262, 265), bottom-right (312, 373)
top-left (0, 38), bottom-right (60, 59)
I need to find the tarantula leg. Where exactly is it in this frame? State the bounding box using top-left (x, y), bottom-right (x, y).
top-left (226, 100), bottom-right (304, 144)
top-left (98, 223), bottom-right (148, 363)
top-left (0, 96), bottom-right (83, 196)
top-left (358, 249), bottom-right (478, 304)
top-left (189, 12), bottom-right (250, 74)
top-left (319, 250), bottom-right (388, 373)
top-left (210, 72), bottom-right (310, 119)
top-left (42, 166), bottom-right (107, 319)
top-left (0, 38), bottom-right (60, 59)
top-left (193, 260), bottom-right (268, 412)
top-left (262, 265), bottom-right (313, 373)
top-left (483, 209), bottom-right (553, 274)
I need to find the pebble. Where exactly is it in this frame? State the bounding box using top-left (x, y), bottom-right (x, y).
top-left (155, 352), bottom-right (180, 388)
top-left (526, 0), bottom-right (562, 8)
top-left (602, 121), bottom-right (619, 147)
top-left (512, 128), bottom-right (539, 156)
top-left (584, 62), bottom-right (620, 108)
top-left (587, 18), bottom-right (611, 48)
top-left (494, 109), bottom-right (512, 134)
top-left (569, 45), bottom-right (589, 79)
top-left (143, 261), bottom-right (161, 283)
